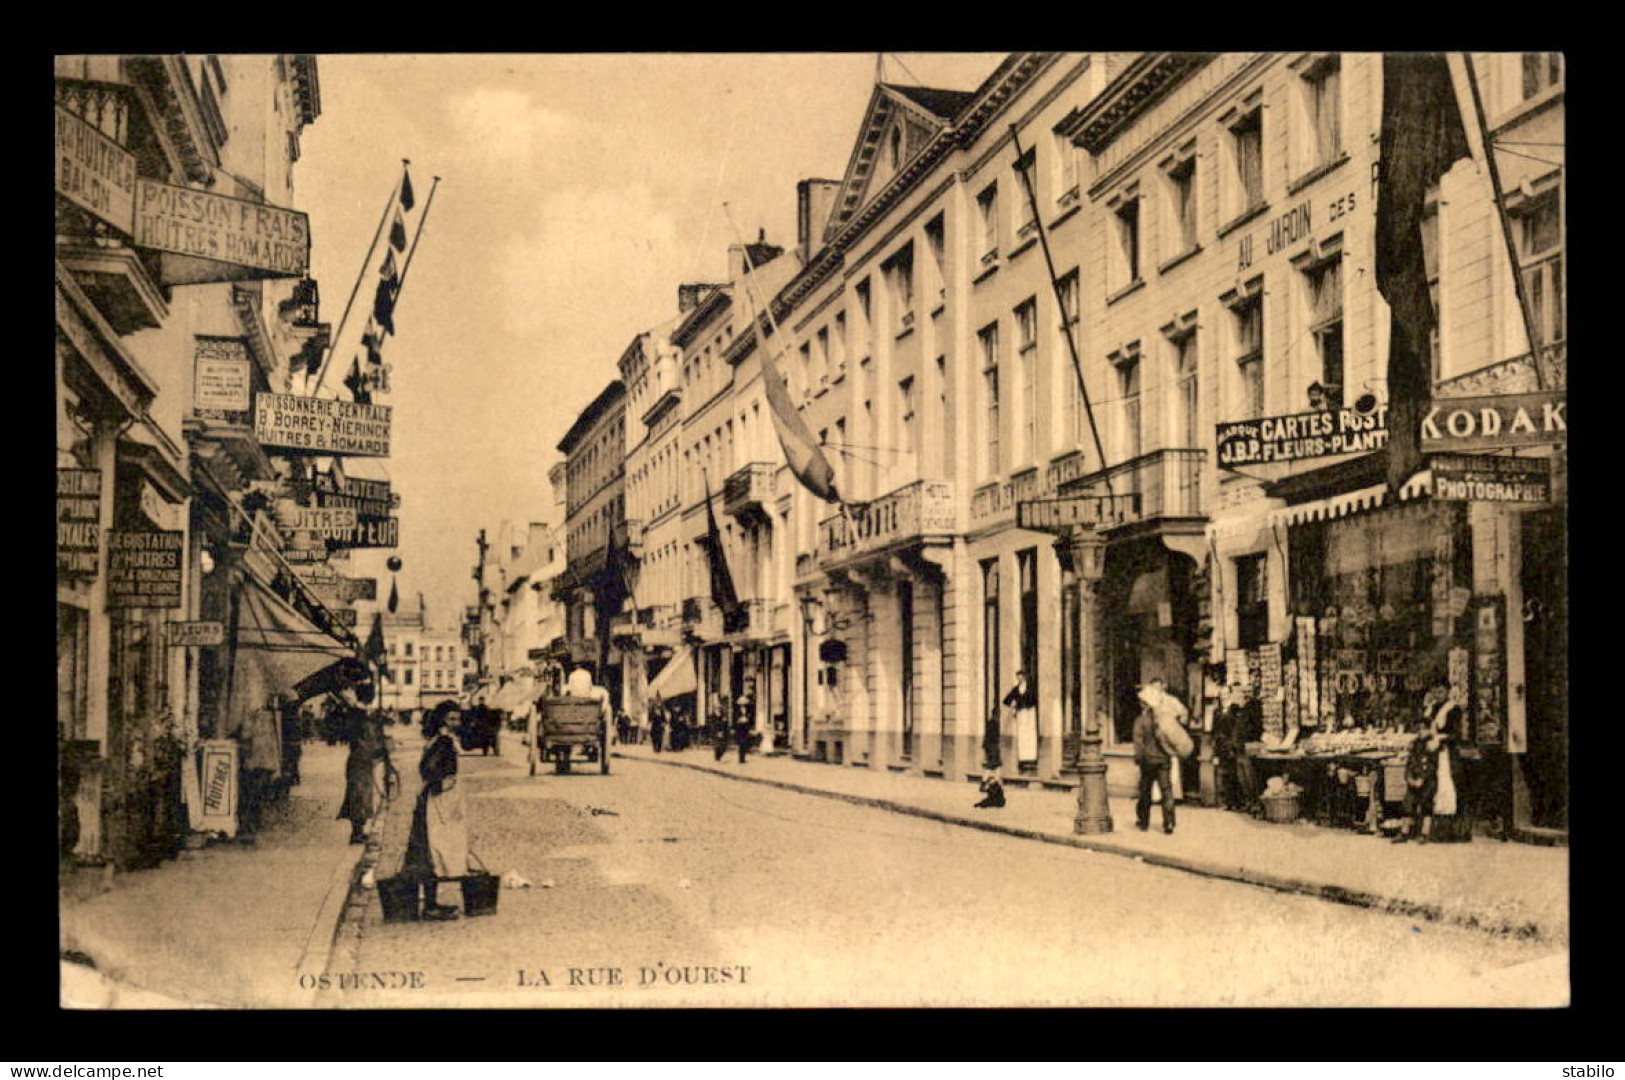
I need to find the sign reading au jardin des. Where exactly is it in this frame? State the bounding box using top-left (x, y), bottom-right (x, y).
top-left (133, 179), bottom-right (310, 284)
top-left (1432, 453), bottom-right (1552, 504)
top-left (1216, 406), bottom-right (1389, 466)
top-left (254, 393), bottom-right (392, 457)
top-left (106, 530), bottom-right (183, 609)
top-left (57, 468), bottom-right (101, 577)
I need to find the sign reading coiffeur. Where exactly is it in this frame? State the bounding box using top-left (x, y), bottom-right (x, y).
top-left (134, 180), bottom-right (309, 283)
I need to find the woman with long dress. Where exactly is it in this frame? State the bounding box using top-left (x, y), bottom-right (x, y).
top-left (336, 685), bottom-right (395, 844)
top-left (1004, 671), bottom-right (1038, 773)
top-left (404, 702), bottom-right (469, 920)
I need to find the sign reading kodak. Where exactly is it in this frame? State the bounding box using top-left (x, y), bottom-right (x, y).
top-left (1421, 391), bottom-right (1566, 452)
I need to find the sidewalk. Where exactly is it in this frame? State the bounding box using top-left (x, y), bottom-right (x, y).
top-left (616, 742), bottom-right (1569, 944)
top-left (59, 739), bottom-right (367, 1008)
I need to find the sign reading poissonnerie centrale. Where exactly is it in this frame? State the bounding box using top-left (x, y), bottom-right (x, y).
top-left (1217, 406), bottom-right (1389, 467)
top-left (255, 393), bottom-right (392, 457)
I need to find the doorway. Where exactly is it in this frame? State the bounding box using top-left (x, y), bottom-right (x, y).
top-left (1519, 507), bottom-right (1567, 830)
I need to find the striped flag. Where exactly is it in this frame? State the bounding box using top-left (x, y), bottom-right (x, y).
top-left (757, 319), bottom-right (841, 504)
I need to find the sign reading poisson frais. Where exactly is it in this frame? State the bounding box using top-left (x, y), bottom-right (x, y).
top-left (255, 394), bottom-right (392, 457)
top-left (133, 179), bottom-right (310, 284)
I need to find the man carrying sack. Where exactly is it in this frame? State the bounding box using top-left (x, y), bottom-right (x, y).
top-left (1133, 679), bottom-right (1193, 834)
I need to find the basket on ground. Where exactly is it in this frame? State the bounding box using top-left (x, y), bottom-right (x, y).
top-left (377, 875), bottom-right (421, 922)
top-left (460, 852), bottom-right (499, 917)
top-left (1260, 793), bottom-right (1302, 824)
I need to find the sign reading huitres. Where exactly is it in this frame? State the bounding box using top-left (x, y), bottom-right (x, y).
top-left (255, 394), bottom-right (392, 457)
top-left (107, 530), bottom-right (183, 609)
top-left (56, 106), bottom-right (137, 235)
top-left (1217, 406), bottom-right (1389, 467)
top-left (133, 179), bottom-right (309, 284)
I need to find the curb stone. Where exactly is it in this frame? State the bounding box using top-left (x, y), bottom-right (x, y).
top-left (616, 751), bottom-right (1556, 944)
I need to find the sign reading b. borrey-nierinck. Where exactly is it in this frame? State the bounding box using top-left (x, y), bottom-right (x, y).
top-left (255, 394), bottom-right (392, 457)
top-left (134, 179), bottom-right (309, 282)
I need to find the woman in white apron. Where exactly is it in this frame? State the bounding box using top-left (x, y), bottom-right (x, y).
top-left (404, 702), bottom-right (469, 920)
top-left (1004, 671), bottom-right (1038, 772)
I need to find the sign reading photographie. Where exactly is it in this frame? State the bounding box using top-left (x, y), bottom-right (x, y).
top-left (1421, 391), bottom-right (1566, 452)
top-left (1216, 406), bottom-right (1389, 467)
top-left (254, 393), bottom-right (392, 457)
top-left (133, 179), bottom-right (309, 284)
top-left (56, 105), bottom-right (137, 235)
top-left (57, 468), bottom-right (102, 578)
top-left (106, 530), bottom-right (183, 609)
top-left (1431, 453), bottom-right (1552, 504)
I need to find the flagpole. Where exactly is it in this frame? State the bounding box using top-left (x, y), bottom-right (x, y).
top-left (1009, 125), bottom-right (1114, 495)
top-left (314, 162), bottom-right (407, 394)
top-left (392, 175), bottom-right (441, 309)
top-left (1458, 55), bottom-right (1548, 391)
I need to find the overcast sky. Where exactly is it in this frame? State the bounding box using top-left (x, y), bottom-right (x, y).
top-left (296, 53), bottom-right (1002, 630)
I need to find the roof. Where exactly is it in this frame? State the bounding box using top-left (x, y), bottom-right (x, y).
top-left (556, 379), bottom-right (627, 455)
top-left (882, 83), bottom-right (978, 121)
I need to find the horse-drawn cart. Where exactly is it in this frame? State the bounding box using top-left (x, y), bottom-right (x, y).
top-left (528, 695), bottom-right (610, 776)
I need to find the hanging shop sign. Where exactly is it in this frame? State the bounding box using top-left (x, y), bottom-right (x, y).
top-left (1017, 494), bottom-right (1138, 533)
top-left (308, 576), bottom-right (377, 604)
top-left (313, 470), bottom-right (393, 518)
top-left (133, 179), bottom-right (310, 285)
top-left (1431, 453), bottom-right (1553, 504)
top-left (254, 393), bottom-right (392, 457)
top-left (106, 529), bottom-right (183, 609)
top-left (325, 516), bottom-right (400, 550)
top-left (166, 620), bottom-right (225, 647)
top-left (55, 105), bottom-right (137, 235)
top-left (1216, 406), bottom-right (1389, 467)
top-left (57, 468), bottom-right (102, 578)
top-left (325, 607), bottom-right (360, 629)
top-left (194, 337), bottom-right (253, 419)
top-left (278, 505), bottom-right (359, 538)
top-left (1421, 391), bottom-right (1566, 452)
top-left (197, 739), bottom-right (239, 837)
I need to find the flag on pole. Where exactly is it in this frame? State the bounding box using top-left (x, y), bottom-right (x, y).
top-left (400, 169), bottom-right (415, 213)
top-left (390, 209), bottom-right (408, 252)
top-left (1377, 53), bottom-right (1471, 494)
top-left (362, 327), bottom-right (384, 368)
top-left (698, 476), bottom-right (745, 633)
top-left (344, 358), bottom-right (371, 405)
top-left (758, 321), bottom-right (841, 504)
top-left (380, 248), bottom-right (398, 284)
top-left (387, 579), bottom-right (399, 614)
top-left (364, 611), bottom-right (389, 679)
top-left (373, 278), bottom-right (397, 336)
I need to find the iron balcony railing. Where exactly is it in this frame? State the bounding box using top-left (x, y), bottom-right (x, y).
top-left (723, 462), bottom-right (776, 518)
top-left (1056, 447), bottom-right (1208, 522)
top-left (816, 479), bottom-right (955, 567)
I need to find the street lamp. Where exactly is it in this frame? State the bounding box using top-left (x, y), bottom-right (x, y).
top-left (1060, 532), bottom-right (1113, 835)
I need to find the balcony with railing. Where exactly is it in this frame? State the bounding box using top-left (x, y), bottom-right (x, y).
top-left (815, 479), bottom-right (955, 570)
top-left (723, 463), bottom-right (776, 521)
top-left (969, 467), bottom-right (1044, 531)
top-left (1436, 340), bottom-right (1567, 399)
top-left (1056, 448), bottom-right (1208, 526)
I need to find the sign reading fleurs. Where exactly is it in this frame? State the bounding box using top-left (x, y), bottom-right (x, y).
top-left (254, 393), bottom-right (392, 457)
top-left (134, 179), bottom-right (310, 284)
top-left (1217, 406), bottom-right (1389, 467)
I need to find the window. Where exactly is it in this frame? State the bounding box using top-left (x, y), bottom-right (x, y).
top-left (981, 558), bottom-right (1001, 731)
top-left (1114, 348), bottom-right (1143, 461)
top-left (925, 214), bottom-right (946, 305)
top-left (855, 279), bottom-right (872, 355)
top-left (977, 184), bottom-right (999, 261)
top-left (980, 323), bottom-right (1001, 476)
top-left (1164, 153), bottom-right (1198, 255)
top-left (1521, 52), bottom-right (1563, 101)
top-left (1300, 55), bottom-right (1342, 171)
top-left (889, 125), bottom-right (903, 170)
top-left (1305, 256), bottom-right (1344, 407)
top-left (404, 642), bottom-right (413, 657)
top-left (1230, 106), bottom-right (1265, 214)
top-left (1235, 553), bottom-right (1268, 649)
top-left (1053, 128), bottom-right (1080, 203)
top-left (1110, 192), bottom-right (1141, 290)
top-left (1229, 280), bottom-right (1265, 419)
top-left (1056, 271), bottom-right (1082, 446)
top-left (1018, 548), bottom-right (1038, 710)
top-left (1171, 328), bottom-right (1200, 448)
top-left (1015, 298), bottom-right (1038, 464)
top-left (899, 376), bottom-right (917, 456)
top-left (1513, 188), bottom-right (1564, 348)
top-left (1421, 197), bottom-right (1442, 379)
top-left (404, 668), bottom-right (414, 685)
top-left (1014, 146), bottom-right (1038, 238)
top-left (834, 311), bottom-right (848, 369)
top-left (886, 243), bottom-right (915, 330)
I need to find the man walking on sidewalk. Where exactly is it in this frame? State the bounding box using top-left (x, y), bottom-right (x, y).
top-left (1133, 683), bottom-right (1176, 834)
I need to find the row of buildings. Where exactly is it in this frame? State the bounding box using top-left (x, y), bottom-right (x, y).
top-left (488, 52), bottom-right (1567, 839)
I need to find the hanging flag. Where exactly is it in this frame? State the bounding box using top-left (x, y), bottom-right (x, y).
top-left (400, 169), bottom-right (415, 213)
top-left (343, 358), bottom-right (371, 405)
top-left (698, 477), bottom-right (744, 632)
top-left (380, 248), bottom-right (398, 284)
top-left (758, 320), bottom-right (842, 504)
top-left (1377, 53), bottom-right (1471, 494)
top-left (389, 209), bottom-right (408, 252)
top-left (387, 579), bottom-right (399, 614)
top-left (373, 277), bottom-right (397, 336)
top-left (362, 327), bottom-right (384, 368)
top-left (363, 611), bottom-right (389, 679)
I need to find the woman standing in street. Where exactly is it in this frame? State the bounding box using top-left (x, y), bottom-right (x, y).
top-left (336, 684), bottom-right (396, 844)
top-left (1004, 671), bottom-right (1038, 774)
top-left (1395, 684), bottom-right (1470, 843)
top-left (404, 702), bottom-right (469, 920)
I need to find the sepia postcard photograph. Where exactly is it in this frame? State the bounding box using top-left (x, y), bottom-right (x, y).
top-left (55, 50), bottom-right (1569, 1009)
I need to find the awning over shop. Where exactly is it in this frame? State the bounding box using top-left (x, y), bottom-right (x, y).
top-left (646, 646), bottom-right (696, 699)
top-left (1269, 469), bottom-right (1433, 528)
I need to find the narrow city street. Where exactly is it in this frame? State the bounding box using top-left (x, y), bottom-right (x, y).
top-left (330, 742), bottom-right (1564, 1008)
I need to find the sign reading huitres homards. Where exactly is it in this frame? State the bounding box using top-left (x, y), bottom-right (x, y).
top-left (1217, 406), bottom-right (1389, 467)
top-left (133, 179), bottom-right (309, 284)
top-left (255, 394), bottom-right (392, 457)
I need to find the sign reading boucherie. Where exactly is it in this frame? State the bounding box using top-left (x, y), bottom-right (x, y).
top-left (1217, 406), bottom-right (1389, 466)
top-left (1432, 453), bottom-right (1552, 503)
top-left (1017, 495), bottom-right (1137, 533)
top-left (133, 179), bottom-right (309, 283)
top-left (107, 530), bottom-right (183, 609)
top-left (254, 394), bottom-right (392, 457)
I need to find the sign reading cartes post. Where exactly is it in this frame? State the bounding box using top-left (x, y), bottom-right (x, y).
top-left (1216, 406), bottom-right (1389, 467)
top-left (56, 106), bottom-right (137, 235)
top-left (57, 468), bottom-right (102, 578)
top-left (106, 530), bottom-right (183, 609)
top-left (1422, 391), bottom-right (1566, 452)
top-left (1432, 453), bottom-right (1552, 504)
top-left (254, 394), bottom-right (392, 457)
top-left (133, 179), bottom-right (310, 284)
top-left (166, 620), bottom-right (225, 647)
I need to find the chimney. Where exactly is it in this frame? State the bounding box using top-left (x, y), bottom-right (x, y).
top-left (729, 230), bottom-right (784, 279)
top-left (797, 178), bottom-right (842, 264)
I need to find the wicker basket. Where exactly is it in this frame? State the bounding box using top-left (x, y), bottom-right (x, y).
top-left (1260, 793), bottom-right (1302, 824)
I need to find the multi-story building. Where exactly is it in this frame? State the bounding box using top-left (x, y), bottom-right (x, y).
top-left (56, 55), bottom-right (329, 866)
top-left (555, 379), bottom-right (629, 703)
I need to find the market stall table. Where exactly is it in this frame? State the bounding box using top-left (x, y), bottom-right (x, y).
top-left (1246, 737), bottom-right (1415, 832)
